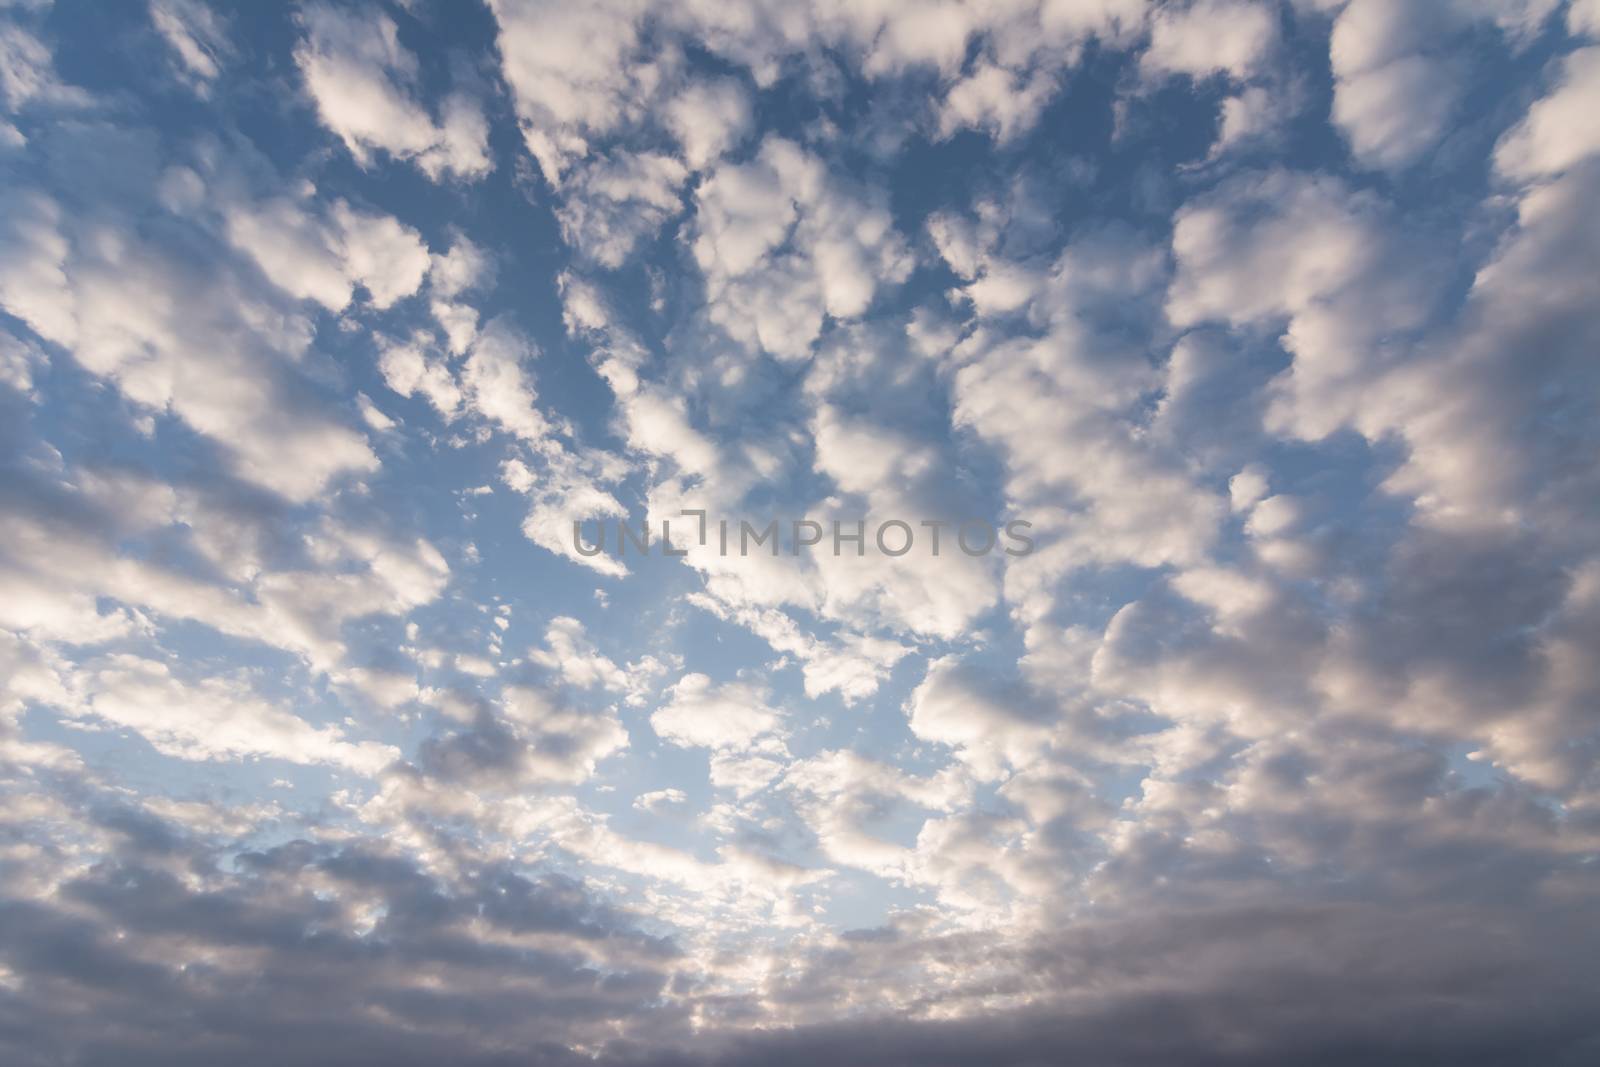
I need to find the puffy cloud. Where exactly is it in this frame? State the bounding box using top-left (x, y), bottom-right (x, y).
top-left (294, 1), bottom-right (490, 180)
top-left (428, 236), bottom-right (493, 300)
top-left (1228, 464), bottom-right (1270, 511)
top-left (863, 0), bottom-right (975, 76)
top-left (804, 401), bottom-right (1001, 642)
top-left (936, 63), bottom-right (1058, 142)
top-left (665, 77), bottom-right (752, 170)
top-left (690, 136), bottom-right (912, 359)
top-left (651, 673), bottom-right (781, 752)
top-left (377, 310), bottom-right (584, 467)
top-left (953, 227), bottom-right (1224, 609)
top-left (468, 307), bottom-right (635, 582)
top-left (460, 318), bottom-right (554, 443)
top-left (0, 190), bottom-right (74, 343)
top-left (377, 331), bottom-right (463, 416)
top-left (528, 616), bottom-right (628, 693)
top-left (1324, 0), bottom-right (1561, 170)
top-left (1211, 84), bottom-right (1289, 153)
top-left (554, 151), bottom-right (688, 267)
top-left (334, 201), bottom-right (436, 307)
top-left (225, 195), bottom-right (431, 312)
top-left (1167, 169), bottom-right (1433, 442)
top-left (487, 0), bottom-right (663, 184)
top-left (908, 656), bottom-right (1056, 781)
top-left (1, 187), bottom-right (380, 502)
top-left (1574, 0), bottom-right (1600, 35)
top-left (1326, 0), bottom-right (1462, 169)
top-left (1141, 0), bottom-right (1278, 81)
top-left (7, 4), bottom-right (1600, 1064)
top-left (683, 593), bottom-right (908, 701)
top-left (1495, 45), bottom-right (1600, 181)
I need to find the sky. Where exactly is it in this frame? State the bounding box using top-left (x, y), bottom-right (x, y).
top-left (1, 0), bottom-right (1599, 1063)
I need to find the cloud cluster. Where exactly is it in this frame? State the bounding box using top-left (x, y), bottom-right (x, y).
top-left (4, 0), bottom-right (1600, 1064)
top-left (295, 2), bottom-right (491, 180)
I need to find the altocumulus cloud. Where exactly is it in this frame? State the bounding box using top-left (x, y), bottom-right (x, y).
top-left (1, 0), bottom-right (1599, 1064)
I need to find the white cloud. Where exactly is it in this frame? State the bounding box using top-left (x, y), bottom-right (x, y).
top-left (0, 468), bottom-right (449, 677)
top-left (1494, 46), bottom-right (1600, 181)
top-left (74, 655), bottom-right (398, 773)
top-left (499, 449), bottom-right (631, 577)
top-left (1142, 0), bottom-right (1278, 81)
top-left (0, 190), bottom-right (75, 343)
top-left (909, 656), bottom-right (1054, 781)
top-left (554, 151), bottom-right (688, 267)
top-left (633, 786), bottom-right (688, 813)
top-left (150, 0), bottom-right (230, 94)
top-left (1575, 0), bottom-right (1600, 36)
top-left (865, 0), bottom-right (974, 76)
top-left (496, 683), bottom-right (629, 783)
top-left (1212, 85), bottom-right (1286, 153)
top-left (334, 201), bottom-right (435, 308)
top-left (805, 403), bottom-right (1002, 642)
top-left (487, 0), bottom-right (663, 184)
top-left (937, 63), bottom-right (1058, 142)
top-left (0, 21), bottom-right (92, 113)
top-left (356, 392), bottom-right (397, 432)
top-left (377, 332), bottom-right (462, 416)
top-left (528, 616), bottom-right (628, 692)
top-left (691, 137), bottom-right (912, 359)
top-left (1331, 49), bottom-right (1459, 169)
top-left (651, 673), bottom-right (782, 752)
top-left (1228, 464), bottom-right (1270, 512)
top-left (0, 329), bottom-right (43, 395)
top-left (954, 230), bottom-right (1222, 585)
top-left (429, 236), bottom-right (493, 300)
top-left (295, 2), bottom-right (491, 180)
top-left (8, 6), bottom-right (1600, 1060)
top-left (460, 318), bottom-right (553, 443)
top-left (225, 194), bottom-right (431, 312)
top-left (665, 77), bottom-right (752, 169)
top-left (1322, 0), bottom-right (1559, 170)
top-left (1167, 169), bottom-right (1432, 442)
top-left (2, 189), bottom-right (380, 501)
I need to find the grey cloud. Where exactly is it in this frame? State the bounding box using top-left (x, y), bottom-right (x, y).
top-left (0, 782), bottom-right (682, 1067)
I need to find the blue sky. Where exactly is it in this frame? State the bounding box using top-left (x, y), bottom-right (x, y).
top-left (2, 0), bottom-right (1600, 1063)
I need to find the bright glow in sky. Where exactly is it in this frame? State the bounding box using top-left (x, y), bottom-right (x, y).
top-left (3, 0), bottom-right (1600, 1063)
